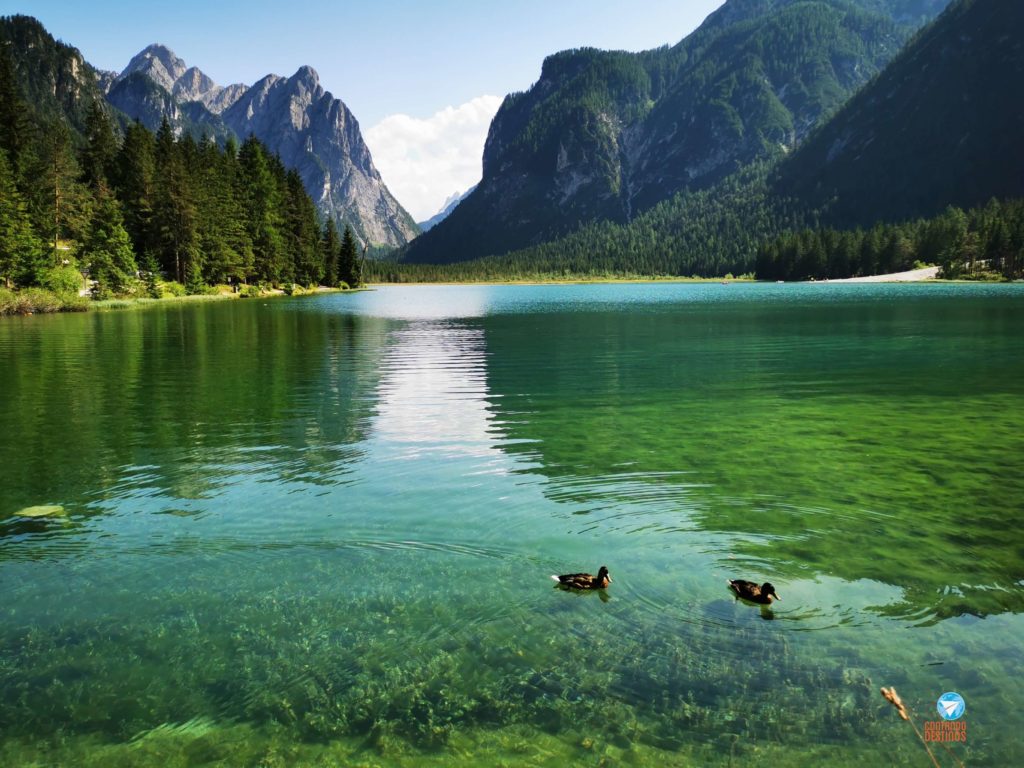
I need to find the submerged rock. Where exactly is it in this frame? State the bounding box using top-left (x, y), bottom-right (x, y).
top-left (15, 504), bottom-right (66, 518)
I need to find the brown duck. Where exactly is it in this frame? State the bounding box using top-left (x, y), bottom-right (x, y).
top-left (728, 579), bottom-right (781, 604)
top-left (551, 566), bottom-right (611, 590)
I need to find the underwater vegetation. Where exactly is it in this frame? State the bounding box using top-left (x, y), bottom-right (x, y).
top-left (1, 544), bottom-right (1006, 767)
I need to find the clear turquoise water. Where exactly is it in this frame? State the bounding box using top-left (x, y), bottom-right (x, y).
top-left (1, 283), bottom-right (1022, 766)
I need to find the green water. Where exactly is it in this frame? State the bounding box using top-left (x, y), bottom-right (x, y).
top-left (1, 283), bottom-right (1022, 766)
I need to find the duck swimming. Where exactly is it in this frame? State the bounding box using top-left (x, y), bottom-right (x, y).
top-left (552, 566), bottom-right (611, 590)
top-left (728, 579), bottom-right (781, 604)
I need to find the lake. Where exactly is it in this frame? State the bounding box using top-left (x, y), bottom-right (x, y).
top-left (1, 282), bottom-right (1022, 766)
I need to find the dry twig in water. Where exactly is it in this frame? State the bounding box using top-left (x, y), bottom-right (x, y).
top-left (880, 686), bottom-right (941, 768)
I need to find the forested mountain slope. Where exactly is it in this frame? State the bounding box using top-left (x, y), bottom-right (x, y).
top-left (772, 0), bottom-right (1024, 227)
top-left (391, 0), bottom-right (1018, 281)
top-left (401, 0), bottom-right (948, 265)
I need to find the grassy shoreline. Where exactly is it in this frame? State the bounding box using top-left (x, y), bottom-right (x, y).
top-left (2, 277), bottom-right (761, 317)
top-left (0, 285), bottom-right (355, 317)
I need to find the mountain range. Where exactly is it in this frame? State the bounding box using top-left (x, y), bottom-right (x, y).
top-left (105, 45), bottom-right (419, 247)
top-left (401, 0), bottom-right (952, 264)
top-left (4, 0), bottom-right (1020, 276)
top-left (0, 16), bottom-right (418, 247)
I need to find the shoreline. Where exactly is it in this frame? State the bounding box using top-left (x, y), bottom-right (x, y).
top-left (5, 267), bottom-right (1008, 318)
top-left (367, 277), bottom-right (754, 287)
top-left (366, 269), bottom-right (946, 287)
top-left (814, 266), bottom-right (940, 283)
top-left (91, 285), bottom-right (366, 312)
top-left (0, 286), bottom-right (356, 318)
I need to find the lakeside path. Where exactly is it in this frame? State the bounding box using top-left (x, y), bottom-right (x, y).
top-left (820, 266), bottom-right (939, 283)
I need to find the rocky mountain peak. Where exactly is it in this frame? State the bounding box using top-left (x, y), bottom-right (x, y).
top-left (121, 44), bottom-right (188, 92)
top-left (219, 67), bottom-right (417, 245)
top-left (118, 45), bottom-right (248, 114)
top-left (174, 66), bottom-right (217, 99)
top-left (291, 65), bottom-right (320, 86)
top-left (418, 186), bottom-right (478, 232)
top-left (180, 65), bottom-right (208, 81)
top-left (285, 66), bottom-right (323, 109)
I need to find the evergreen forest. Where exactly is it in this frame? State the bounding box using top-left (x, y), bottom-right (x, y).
top-left (366, 196), bottom-right (1024, 284)
top-left (0, 44), bottom-right (362, 314)
top-left (755, 200), bottom-right (1024, 282)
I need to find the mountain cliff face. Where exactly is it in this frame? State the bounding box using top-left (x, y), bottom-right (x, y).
top-left (105, 70), bottom-right (235, 144)
top-left (220, 66), bottom-right (418, 246)
top-left (402, 0), bottom-right (948, 264)
top-left (772, 0), bottom-right (1024, 226)
top-left (107, 44), bottom-right (417, 246)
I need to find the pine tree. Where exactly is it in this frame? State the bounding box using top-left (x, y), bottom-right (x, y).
top-left (321, 218), bottom-right (340, 287)
top-left (239, 137), bottom-right (285, 285)
top-left (139, 252), bottom-right (161, 298)
top-left (81, 99), bottom-right (118, 190)
top-left (153, 117), bottom-right (198, 284)
top-left (338, 224), bottom-right (361, 287)
top-left (937, 207), bottom-right (968, 278)
top-left (28, 118), bottom-right (90, 263)
top-left (195, 136), bottom-right (252, 286)
top-left (0, 147), bottom-right (44, 287)
top-left (223, 137), bottom-right (255, 284)
top-left (285, 169), bottom-right (323, 286)
top-left (83, 184), bottom-right (137, 299)
top-left (113, 120), bottom-right (157, 261)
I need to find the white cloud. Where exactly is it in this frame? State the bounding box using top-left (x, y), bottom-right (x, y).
top-left (364, 95), bottom-right (502, 222)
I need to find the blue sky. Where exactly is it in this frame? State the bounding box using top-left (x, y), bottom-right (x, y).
top-left (11, 0), bottom-right (726, 218)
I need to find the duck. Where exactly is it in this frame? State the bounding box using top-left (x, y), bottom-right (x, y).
top-left (551, 566), bottom-right (611, 590)
top-left (728, 579), bottom-right (781, 605)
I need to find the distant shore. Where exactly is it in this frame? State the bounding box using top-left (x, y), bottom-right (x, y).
top-left (366, 276), bottom-right (756, 287)
top-left (0, 267), bottom-right (988, 318)
top-left (366, 270), bottom-right (947, 287)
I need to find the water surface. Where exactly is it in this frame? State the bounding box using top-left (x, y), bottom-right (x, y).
top-left (1, 283), bottom-right (1022, 766)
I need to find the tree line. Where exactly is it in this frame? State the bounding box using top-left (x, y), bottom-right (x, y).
top-left (754, 199), bottom-right (1024, 282)
top-left (0, 46), bottom-right (361, 302)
